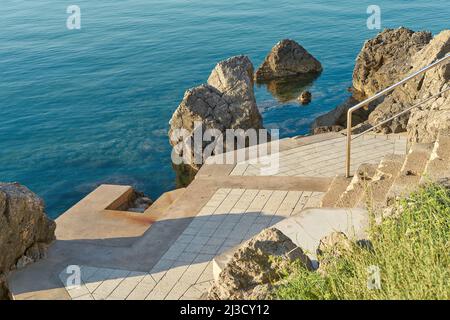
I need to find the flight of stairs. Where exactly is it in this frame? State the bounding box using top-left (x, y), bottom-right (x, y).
top-left (321, 130), bottom-right (450, 213)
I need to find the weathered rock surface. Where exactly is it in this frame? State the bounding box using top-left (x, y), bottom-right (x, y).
top-left (312, 96), bottom-right (373, 133)
top-left (255, 39), bottom-right (322, 81)
top-left (207, 228), bottom-right (312, 300)
top-left (368, 30), bottom-right (450, 136)
top-left (169, 56), bottom-right (264, 170)
top-left (353, 27), bottom-right (432, 98)
top-left (317, 232), bottom-right (353, 275)
top-left (0, 275), bottom-right (10, 300)
top-left (0, 183), bottom-right (56, 299)
top-left (313, 27), bottom-right (449, 141)
top-left (406, 31), bottom-right (450, 143)
top-left (312, 125), bottom-right (345, 135)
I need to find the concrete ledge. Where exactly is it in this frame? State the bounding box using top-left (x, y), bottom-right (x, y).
top-left (55, 185), bottom-right (187, 246)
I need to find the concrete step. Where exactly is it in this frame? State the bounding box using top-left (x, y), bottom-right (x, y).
top-left (421, 130), bottom-right (450, 184)
top-left (385, 143), bottom-right (434, 205)
top-left (211, 208), bottom-right (369, 274)
top-left (320, 176), bottom-right (351, 207)
top-left (361, 154), bottom-right (405, 211)
top-left (143, 188), bottom-right (187, 220)
top-left (335, 163), bottom-right (378, 208)
top-left (275, 208), bottom-right (369, 269)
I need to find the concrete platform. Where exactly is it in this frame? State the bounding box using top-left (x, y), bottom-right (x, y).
top-left (7, 132), bottom-right (408, 300)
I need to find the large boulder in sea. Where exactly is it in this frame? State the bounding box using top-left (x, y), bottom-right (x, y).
top-left (367, 29), bottom-right (450, 137)
top-left (168, 56), bottom-right (264, 170)
top-left (207, 228), bottom-right (313, 300)
top-left (0, 183), bottom-right (56, 299)
top-left (255, 39), bottom-right (322, 82)
top-left (352, 27), bottom-right (432, 98)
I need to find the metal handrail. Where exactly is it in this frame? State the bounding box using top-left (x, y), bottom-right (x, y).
top-left (351, 87), bottom-right (450, 141)
top-left (345, 53), bottom-right (450, 177)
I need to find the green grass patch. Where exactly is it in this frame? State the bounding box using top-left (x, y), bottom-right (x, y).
top-left (274, 183), bottom-right (450, 300)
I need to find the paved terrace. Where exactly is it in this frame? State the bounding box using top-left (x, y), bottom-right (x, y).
top-left (8, 132), bottom-right (407, 300)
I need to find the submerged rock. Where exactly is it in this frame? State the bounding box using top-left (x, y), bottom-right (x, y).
top-left (255, 39), bottom-right (322, 82)
top-left (260, 73), bottom-right (317, 103)
top-left (207, 228), bottom-right (312, 300)
top-left (169, 56), bottom-right (264, 170)
top-left (298, 91), bottom-right (312, 105)
top-left (0, 182), bottom-right (56, 299)
top-left (127, 191), bottom-right (153, 213)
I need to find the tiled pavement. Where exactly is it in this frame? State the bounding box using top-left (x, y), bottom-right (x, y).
top-left (230, 134), bottom-right (407, 177)
top-left (55, 134), bottom-right (407, 300)
top-left (59, 188), bottom-right (323, 300)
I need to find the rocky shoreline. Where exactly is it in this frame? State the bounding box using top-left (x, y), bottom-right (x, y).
top-left (1, 27), bottom-right (448, 300)
top-left (168, 27), bottom-right (449, 177)
top-left (313, 27), bottom-right (450, 142)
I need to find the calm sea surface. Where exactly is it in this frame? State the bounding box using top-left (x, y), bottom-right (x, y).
top-left (1, 0), bottom-right (448, 218)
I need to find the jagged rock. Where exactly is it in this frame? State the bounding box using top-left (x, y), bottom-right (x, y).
top-left (317, 232), bottom-right (353, 274)
top-left (311, 96), bottom-right (373, 134)
top-left (312, 125), bottom-right (345, 135)
top-left (406, 30), bottom-right (450, 143)
top-left (255, 39), bottom-right (322, 81)
top-left (313, 28), bottom-right (449, 139)
top-left (0, 275), bottom-right (11, 300)
top-left (169, 56), bottom-right (264, 170)
top-left (317, 232), bottom-right (353, 257)
top-left (298, 91), bottom-right (312, 105)
top-left (368, 30), bottom-right (450, 136)
top-left (0, 183), bottom-right (55, 300)
top-left (353, 27), bottom-right (432, 98)
top-left (207, 228), bottom-right (312, 300)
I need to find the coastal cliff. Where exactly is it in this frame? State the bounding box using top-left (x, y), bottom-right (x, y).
top-left (0, 183), bottom-right (55, 300)
top-left (313, 27), bottom-right (449, 143)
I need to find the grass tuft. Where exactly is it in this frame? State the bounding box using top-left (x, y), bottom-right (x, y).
top-left (274, 183), bottom-right (450, 300)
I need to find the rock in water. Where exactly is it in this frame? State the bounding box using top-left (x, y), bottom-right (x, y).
top-left (0, 182), bottom-right (56, 299)
top-left (352, 27), bottom-right (432, 98)
top-left (207, 228), bottom-right (313, 300)
top-left (298, 91), bottom-right (312, 105)
top-left (168, 56), bottom-right (264, 170)
top-left (255, 39), bottom-right (322, 81)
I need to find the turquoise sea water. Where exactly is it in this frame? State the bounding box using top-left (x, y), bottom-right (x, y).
top-left (1, 1), bottom-right (448, 218)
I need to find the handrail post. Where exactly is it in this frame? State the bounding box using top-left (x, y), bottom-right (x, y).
top-left (346, 110), bottom-right (352, 178)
